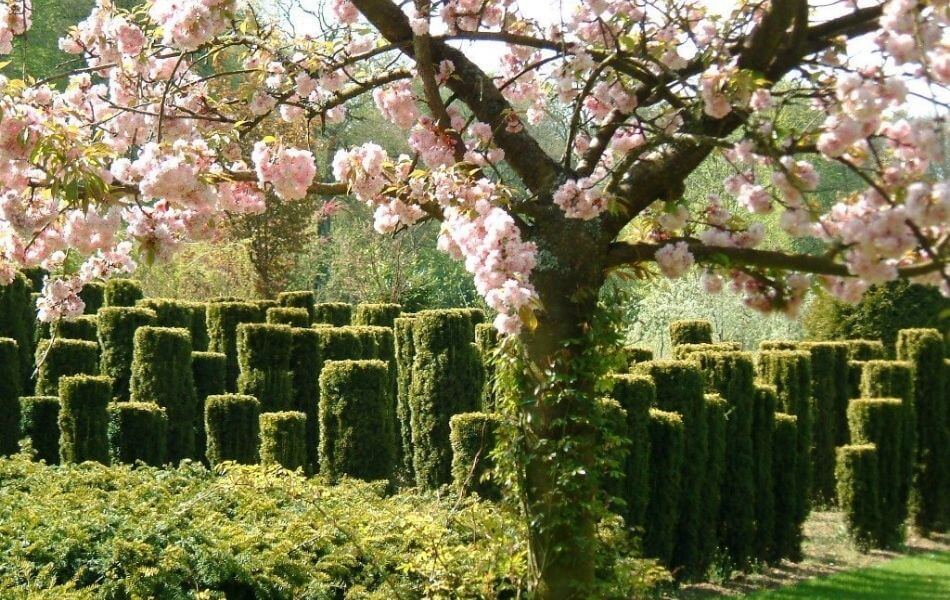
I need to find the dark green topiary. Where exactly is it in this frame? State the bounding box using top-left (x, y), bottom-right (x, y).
top-left (848, 360), bottom-right (866, 404)
top-left (353, 303), bottom-right (402, 328)
top-left (772, 413), bottom-right (801, 562)
top-left (622, 345), bottom-right (654, 367)
top-left (607, 374), bottom-right (654, 531)
top-left (0, 273), bottom-right (37, 390)
top-left (206, 302), bottom-right (264, 391)
top-left (0, 338), bottom-right (22, 456)
top-left (394, 316), bottom-right (417, 479)
top-left (847, 340), bottom-right (886, 361)
top-left (671, 342), bottom-right (741, 360)
top-left (700, 393), bottom-right (728, 570)
top-left (757, 350), bottom-right (812, 533)
top-left (104, 278), bottom-right (143, 307)
top-left (752, 383), bottom-right (776, 561)
top-left (267, 307), bottom-right (310, 328)
top-left (896, 328), bottom-right (948, 533)
top-left (79, 281), bottom-right (105, 315)
top-left (450, 411), bottom-right (502, 500)
top-left (20, 267), bottom-right (45, 292)
top-left (288, 328), bottom-right (320, 473)
top-left (277, 291), bottom-right (316, 322)
top-left (34, 338), bottom-right (99, 397)
top-left (800, 341), bottom-right (851, 504)
top-left (185, 302), bottom-right (210, 351)
top-left (669, 320), bottom-right (713, 346)
top-left (205, 394), bottom-right (260, 465)
top-left (836, 444), bottom-right (881, 551)
top-left (860, 360), bottom-right (916, 531)
top-left (692, 351), bottom-right (756, 571)
top-left (236, 323), bottom-right (293, 413)
top-left (191, 351), bottom-right (226, 463)
top-left (129, 327), bottom-right (196, 463)
top-left (260, 411), bottom-right (307, 471)
top-left (848, 398), bottom-right (905, 548)
top-left (409, 311), bottom-right (483, 489)
top-left (137, 298), bottom-right (194, 329)
top-left (319, 360), bottom-right (396, 481)
top-left (58, 375), bottom-right (110, 464)
top-left (634, 359), bottom-right (707, 577)
top-left (313, 302), bottom-right (352, 326)
top-left (474, 322), bottom-right (498, 411)
top-left (97, 307), bottom-right (157, 401)
top-left (51, 315), bottom-right (98, 342)
top-left (759, 340), bottom-right (801, 351)
top-left (19, 396), bottom-right (59, 464)
top-left (644, 408), bottom-right (684, 566)
top-left (108, 402), bottom-right (168, 466)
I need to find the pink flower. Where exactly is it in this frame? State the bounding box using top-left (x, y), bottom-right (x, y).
top-left (252, 141), bottom-right (316, 201)
top-left (655, 242), bottom-right (694, 278)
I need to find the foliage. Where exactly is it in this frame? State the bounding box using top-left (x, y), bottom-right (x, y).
top-left (771, 413), bottom-right (801, 562)
top-left (314, 302), bottom-right (352, 326)
top-left (671, 341), bottom-right (741, 360)
top-left (58, 375), bottom-right (111, 465)
top-left (0, 273), bottom-right (36, 390)
top-left (669, 320), bottom-right (713, 346)
top-left (701, 393), bottom-right (728, 571)
top-left (97, 307), bottom-right (157, 401)
top-left (108, 402), bottom-right (168, 467)
top-left (606, 374), bottom-right (653, 532)
top-left (206, 302), bottom-right (265, 391)
top-left (51, 315), bottom-right (98, 342)
top-left (0, 338), bottom-right (21, 456)
top-left (475, 322), bottom-right (499, 411)
top-left (34, 338), bottom-right (99, 397)
top-left (78, 282), bottom-right (105, 315)
top-left (847, 340), bottom-right (886, 361)
top-left (836, 444), bottom-right (881, 552)
top-left (191, 351), bottom-right (227, 464)
top-left (19, 396), bottom-right (60, 465)
top-left (104, 279), bottom-right (144, 308)
top-left (277, 290), bottom-right (316, 321)
top-left (394, 316), bottom-right (417, 480)
top-left (752, 384), bottom-right (776, 561)
top-left (132, 242), bottom-right (258, 301)
top-left (450, 412), bottom-right (502, 500)
top-left (288, 327), bottom-right (320, 473)
top-left (266, 306), bottom-right (310, 327)
top-left (205, 394), bottom-right (261, 466)
top-left (643, 409), bottom-right (684, 567)
top-left (353, 303), bottom-right (403, 328)
top-left (236, 323), bottom-right (294, 413)
top-left (260, 411), bottom-right (307, 471)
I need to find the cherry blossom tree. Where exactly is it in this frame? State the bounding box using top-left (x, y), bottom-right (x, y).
top-left (0, 0), bottom-right (946, 595)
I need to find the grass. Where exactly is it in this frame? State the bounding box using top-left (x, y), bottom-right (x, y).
top-left (745, 552), bottom-right (950, 599)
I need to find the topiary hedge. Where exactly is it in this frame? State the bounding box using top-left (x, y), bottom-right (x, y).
top-left (137, 298), bottom-right (194, 329)
top-left (34, 338), bottom-right (99, 397)
top-left (266, 307), bottom-right (310, 328)
top-left (669, 320), bottom-right (713, 346)
top-left (206, 302), bottom-right (264, 391)
top-left (186, 301), bottom-right (210, 351)
top-left (236, 323), bottom-right (294, 413)
top-left (0, 273), bottom-right (34, 391)
top-left (847, 340), bottom-right (886, 361)
top-left (79, 281), bottom-right (105, 315)
top-left (608, 374), bottom-right (654, 531)
top-left (771, 413), bottom-right (801, 562)
top-left (622, 345), bottom-right (654, 367)
top-left (288, 328), bottom-right (320, 473)
top-left (394, 316), bottom-right (417, 480)
top-left (450, 411), bottom-right (501, 500)
top-left (277, 291), bottom-right (316, 322)
top-left (319, 360), bottom-right (396, 482)
top-left (19, 396), bottom-right (59, 464)
top-left (896, 328), bottom-right (948, 533)
top-left (353, 303), bottom-right (402, 328)
top-left (752, 383), bottom-right (776, 560)
top-left (0, 338), bottom-right (21, 456)
top-left (51, 315), bottom-right (98, 342)
top-left (671, 342), bottom-right (741, 360)
top-left (474, 323), bottom-right (498, 411)
top-left (58, 375), bottom-right (111, 464)
top-left (260, 411), bottom-right (307, 471)
top-left (800, 341), bottom-right (850, 504)
top-left (104, 278), bottom-right (143, 307)
top-left (700, 393), bottom-right (727, 572)
top-left (97, 307), bottom-right (157, 401)
top-left (129, 327), bottom-right (196, 463)
top-left (192, 351), bottom-right (226, 463)
top-left (313, 302), bottom-right (351, 326)
top-left (205, 394), bottom-right (261, 466)
top-left (836, 444), bottom-right (881, 551)
top-left (108, 402), bottom-right (168, 467)
top-left (644, 408), bottom-right (684, 567)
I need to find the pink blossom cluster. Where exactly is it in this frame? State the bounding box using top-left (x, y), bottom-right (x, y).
top-left (149, 0), bottom-right (235, 51)
top-left (332, 143), bottom-right (390, 203)
top-left (440, 0), bottom-right (508, 34)
top-left (552, 178), bottom-right (608, 220)
top-left (0, 0), bottom-right (31, 54)
top-left (252, 141), bottom-right (317, 201)
top-left (37, 276), bottom-right (85, 322)
top-left (700, 65), bottom-right (734, 119)
top-left (877, 0), bottom-right (948, 77)
top-left (409, 118), bottom-right (457, 168)
top-left (330, 0), bottom-right (359, 24)
top-left (655, 241), bottom-right (694, 278)
top-left (64, 207), bottom-right (121, 255)
top-left (372, 81), bottom-right (420, 129)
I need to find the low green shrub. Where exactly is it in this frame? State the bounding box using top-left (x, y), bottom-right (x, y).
top-left (103, 279), bottom-right (143, 307)
top-left (266, 307), bottom-right (310, 327)
top-left (836, 444), bottom-right (881, 551)
top-left (34, 339), bottom-right (99, 397)
top-left (108, 402), bottom-right (168, 466)
top-left (206, 302), bottom-right (264, 391)
top-left (260, 411), bottom-right (307, 471)
top-left (236, 323), bottom-right (293, 413)
top-left (205, 394), bottom-right (261, 465)
top-left (608, 374), bottom-right (654, 531)
top-left (0, 338), bottom-right (21, 456)
top-left (58, 375), bottom-right (111, 464)
top-left (644, 408), bottom-right (684, 567)
top-left (771, 413), bottom-right (801, 562)
top-left (78, 281), bottom-right (105, 314)
top-left (353, 303), bottom-right (402, 328)
top-left (19, 396), bottom-right (59, 464)
top-left (277, 291), bottom-right (316, 322)
top-left (669, 320), bottom-right (713, 346)
top-left (51, 315), bottom-right (98, 342)
top-left (98, 307), bottom-right (157, 401)
top-left (449, 411), bottom-right (501, 500)
top-left (313, 302), bottom-right (352, 326)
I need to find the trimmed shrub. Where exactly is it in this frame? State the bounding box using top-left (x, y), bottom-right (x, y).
top-left (0, 338), bottom-right (21, 456)
top-left (260, 411), bottom-right (307, 471)
top-left (836, 444), bottom-right (881, 551)
top-left (319, 360), bottom-right (396, 481)
top-left (700, 393), bottom-right (728, 571)
top-left (692, 351), bottom-right (756, 571)
top-left (104, 278), bottom-right (143, 307)
top-left (79, 281), bottom-right (105, 314)
top-left (34, 339), bottom-right (99, 397)
top-left (671, 342), bottom-right (741, 360)
top-left (669, 320), bottom-right (712, 346)
top-left (800, 341), bottom-right (850, 504)
top-left (129, 327), bottom-right (196, 463)
top-left (635, 359), bottom-right (708, 576)
top-left (848, 360), bottom-right (866, 403)
top-left (97, 307), bottom-right (157, 401)
top-left (205, 394), bottom-right (260, 465)
top-left (848, 398), bottom-right (905, 548)
top-left (108, 402), bottom-right (168, 466)
top-left (450, 411), bottom-right (501, 499)
top-left (58, 375), bottom-right (110, 464)
top-left (622, 345), bottom-right (654, 367)
top-left (277, 291), bottom-right (316, 322)
top-left (288, 328), bottom-right (320, 473)
top-left (137, 298), bottom-right (194, 329)
top-left (757, 350), bottom-right (812, 532)
top-left (608, 374), bottom-right (654, 531)
top-left (394, 316), bottom-right (416, 479)
top-left (896, 328), bottom-right (948, 533)
top-left (236, 323), bottom-right (293, 413)
top-left (186, 302), bottom-right (210, 351)
top-left (474, 323), bottom-right (498, 410)
top-left (860, 360), bottom-right (916, 529)
top-left (206, 302), bottom-right (264, 391)
top-left (759, 340), bottom-right (800, 351)
top-left (313, 302), bottom-right (351, 326)
top-left (353, 303), bottom-right (402, 328)
top-left (51, 315), bottom-right (98, 342)
top-left (752, 383), bottom-right (776, 560)
top-left (847, 340), bottom-right (886, 361)
top-left (410, 310), bottom-right (483, 489)
top-left (267, 307), bottom-right (310, 328)
top-left (20, 266), bottom-right (45, 292)
top-left (192, 351), bottom-right (226, 462)
top-left (772, 413), bottom-right (801, 562)
top-left (644, 408), bottom-right (684, 566)
top-left (0, 273), bottom-right (38, 390)
top-left (19, 396), bottom-right (59, 464)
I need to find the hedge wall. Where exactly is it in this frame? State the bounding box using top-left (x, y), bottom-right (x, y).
top-left (187, 302), bottom-right (210, 351)
top-left (848, 360), bottom-right (866, 404)
top-left (394, 316), bottom-right (416, 480)
top-left (206, 302), bottom-right (264, 391)
top-left (288, 327), bottom-right (320, 473)
top-left (266, 307), bottom-right (310, 328)
top-left (278, 291), bottom-right (316, 322)
top-left (205, 394), bottom-right (261, 465)
top-left (129, 327), bottom-right (196, 463)
top-left (449, 411), bottom-right (501, 500)
top-left (58, 375), bottom-right (111, 464)
top-left (847, 340), bottom-right (886, 361)
top-left (800, 341), bottom-right (850, 504)
top-left (236, 323), bottom-right (294, 413)
top-left (0, 273), bottom-right (34, 390)
top-left (192, 351), bottom-right (226, 463)
top-left (108, 402), bottom-right (168, 466)
top-left (34, 338), bottom-right (99, 397)
top-left (79, 281), bottom-right (105, 315)
top-left (622, 344), bottom-right (654, 367)
top-left (353, 303), bottom-right (402, 328)
top-left (104, 278), bottom-right (143, 307)
top-left (671, 342), bottom-right (741, 360)
top-left (608, 374), bottom-right (654, 531)
top-left (51, 315), bottom-right (98, 342)
top-left (474, 322), bottom-right (498, 411)
top-left (772, 413), bottom-right (801, 562)
top-left (0, 338), bottom-right (21, 456)
top-left (669, 320), bottom-right (713, 346)
top-left (896, 328), bottom-right (948, 533)
top-left (700, 393), bottom-right (728, 571)
top-left (260, 411), bottom-right (307, 471)
top-left (644, 408), bottom-right (684, 567)
top-left (19, 396), bottom-right (59, 464)
top-left (319, 360), bottom-right (396, 482)
top-left (98, 307), bottom-right (157, 401)
top-left (313, 302), bottom-right (351, 326)
top-left (836, 444), bottom-right (880, 551)
top-left (752, 383), bottom-right (776, 560)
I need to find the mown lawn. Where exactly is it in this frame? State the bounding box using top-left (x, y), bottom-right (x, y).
top-left (746, 552), bottom-right (950, 599)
